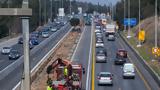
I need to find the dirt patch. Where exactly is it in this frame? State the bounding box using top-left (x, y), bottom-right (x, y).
top-left (31, 31), bottom-right (81, 90)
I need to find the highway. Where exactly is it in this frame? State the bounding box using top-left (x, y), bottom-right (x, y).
top-left (93, 26), bottom-right (160, 89)
top-left (0, 24), bottom-right (71, 90)
top-left (71, 26), bottom-right (92, 90)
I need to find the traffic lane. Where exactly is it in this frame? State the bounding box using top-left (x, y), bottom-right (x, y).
top-left (71, 26), bottom-right (91, 89)
top-left (0, 24), bottom-right (68, 71)
top-left (0, 26), bottom-right (71, 90)
top-left (117, 35), bottom-right (159, 90)
top-left (94, 36), bottom-right (147, 90)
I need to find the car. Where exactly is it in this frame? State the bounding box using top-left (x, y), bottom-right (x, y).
top-left (97, 72), bottom-right (113, 85)
top-left (107, 35), bottom-right (115, 41)
top-left (9, 50), bottom-right (20, 60)
top-left (18, 37), bottom-right (23, 44)
top-left (30, 37), bottom-right (39, 45)
top-left (95, 29), bottom-right (101, 33)
top-left (96, 42), bottom-right (104, 48)
top-left (96, 38), bottom-right (103, 43)
top-left (116, 49), bottom-right (127, 58)
top-left (51, 27), bottom-right (57, 32)
top-left (42, 31), bottom-right (49, 38)
top-left (96, 52), bottom-right (107, 63)
top-left (96, 47), bottom-right (107, 56)
top-left (31, 32), bottom-right (39, 38)
top-left (96, 33), bottom-right (103, 38)
top-left (123, 63), bottom-right (135, 79)
top-left (1, 47), bottom-right (11, 54)
top-left (29, 43), bottom-right (34, 49)
top-left (114, 56), bottom-right (126, 65)
top-left (96, 25), bottom-right (101, 29)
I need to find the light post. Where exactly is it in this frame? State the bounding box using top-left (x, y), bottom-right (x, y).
top-left (124, 0), bottom-right (126, 31)
top-left (39, 0), bottom-right (41, 26)
top-left (127, 0), bottom-right (132, 38)
top-left (137, 0), bottom-right (142, 47)
top-left (50, 0), bottom-right (53, 22)
top-left (155, 0), bottom-right (158, 48)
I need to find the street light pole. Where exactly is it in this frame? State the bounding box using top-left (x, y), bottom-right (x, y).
top-left (22, 0), bottom-right (30, 90)
top-left (39, 0), bottom-right (41, 26)
top-left (127, 0), bottom-right (131, 38)
top-left (155, 0), bottom-right (158, 48)
top-left (50, 0), bottom-right (53, 22)
top-left (124, 0), bottom-right (126, 31)
top-left (137, 0), bottom-right (142, 47)
top-left (70, 0), bottom-right (72, 15)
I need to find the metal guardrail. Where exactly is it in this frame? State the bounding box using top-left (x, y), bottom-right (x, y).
top-left (119, 32), bottom-right (160, 87)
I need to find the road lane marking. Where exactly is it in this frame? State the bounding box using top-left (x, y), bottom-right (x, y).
top-left (117, 38), bottom-right (151, 90)
top-left (91, 22), bottom-right (95, 90)
top-left (86, 26), bottom-right (93, 90)
top-left (71, 26), bottom-right (86, 61)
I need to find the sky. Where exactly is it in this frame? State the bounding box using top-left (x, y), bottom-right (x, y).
top-left (79, 0), bottom-right (120, 6)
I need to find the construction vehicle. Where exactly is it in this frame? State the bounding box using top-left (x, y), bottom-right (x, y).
top-left (46, 58), bottom-right (85, 90)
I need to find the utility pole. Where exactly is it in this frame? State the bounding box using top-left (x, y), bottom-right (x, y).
top-left (39, 0), bottom-right (41, 26)
top-left (137, 0), bottom-right (142, 47)
top-left (70, 0), bottom-right (72, 15)
top-left (21, 0), bottom-right (30, 90)
top-left (155, 0), bottom-right (158, 48)
top-left (124, 0), bottom-right (126, 31)
top-left (50, 0), bottom-right (53, 22)
top-left (127, 0), bottom-right (131, 38)
top-left (44, 0), bottom-right (47, 24)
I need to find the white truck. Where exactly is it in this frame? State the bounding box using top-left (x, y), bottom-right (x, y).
top-left (105, 24), bottom-right (116, 36)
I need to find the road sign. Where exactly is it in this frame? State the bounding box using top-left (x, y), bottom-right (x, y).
top-left (138, 29), bottom-right (145, 41)
top-left (152, 47), bottom-right (160, 56)
top-left (123, 18), bottom-right (137, 26)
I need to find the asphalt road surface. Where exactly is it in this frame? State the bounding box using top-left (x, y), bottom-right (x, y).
top-left (0, 24), bottom-right (71, 90)
top-left (71, 26), bottom-right (92, 90)
top-left (93, 31), bottom-right (159, 90)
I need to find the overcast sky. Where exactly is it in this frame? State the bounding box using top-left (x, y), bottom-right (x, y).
top-left (79, 0), bottom-right (120, 5)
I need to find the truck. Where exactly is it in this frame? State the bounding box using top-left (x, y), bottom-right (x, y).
top-left (105, 24), bottom-right (116, 36)
top-left (46, 58), bottom-right (85, 90)
top-left (83, 14), bottom-right (92, 25)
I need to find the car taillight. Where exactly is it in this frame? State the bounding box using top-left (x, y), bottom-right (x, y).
top-left (110, 77), bottom-right (112, 80)
top-left (97, 76), bottom-right (100, 79)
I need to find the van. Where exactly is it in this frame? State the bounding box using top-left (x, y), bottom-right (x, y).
top-left (123, 63), bottom-right (135, 79)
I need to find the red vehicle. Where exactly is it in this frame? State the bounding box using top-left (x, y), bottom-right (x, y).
top-left (116, 49), bottom-right (127, 58)
top-left (46, 58), bottom-right (84, 90)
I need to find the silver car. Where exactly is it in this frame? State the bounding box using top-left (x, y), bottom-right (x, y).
top-left (97, 72), bottom-right (113, 85)
top-left (42, 32), bottom-right (49, 38)
top-left (96, 53), bottom-right (106, 63)
top-left (96, 42), bottom-right (104, 48)
top-left (123, 63), bottom-right (135, 79)
top-left (1, 47), bottom-right (11, 54)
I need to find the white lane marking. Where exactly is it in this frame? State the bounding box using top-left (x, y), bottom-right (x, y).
top-left (86, 23), bottom-right (93, 90)
top-left (12, 27), bottom-right (73, 90)
top-left (71, 26), bottom-right (86, 61)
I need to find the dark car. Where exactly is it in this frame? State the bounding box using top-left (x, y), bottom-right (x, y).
top-left (18, 37), bottom-right (23, 44)
top-left (114, 56), bottom-right (127, 65)
top-left (30, 37), bottom-right (39, 45)
top-left (116, 49), bottom-right (127, 58)
top-left (31, 32), bottom-right (39, 38)
top-left (9, 50), bottom-right (20, 60)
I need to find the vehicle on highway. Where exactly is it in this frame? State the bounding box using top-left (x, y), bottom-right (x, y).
top-left (1, 47), bottom-right (11, 54)
top-left (116, 49), bottom-right (127, 58)
top-left (96, 50), bottom-right (107, 63)
top-left (96, 38), bottom-right (103, 43)
top-left (42, 31), bottom-right (49, 38)
top-left (107, 34), bottom-right (115, 41)
top-left (29, 43), bottom-right (34, 49)
top-left (51, 27), bottom-right (57, 32)
top-left (96, 25), bottom-right (101, 29)
top-left (97, 72), bottom-right (113, 85)
top-left (96, 42), bottom-right (104, 48)
top-left (31, 32), bottom-right (39, 38)
top-left (18, 37), bottom-right (23, 44)
top-left (96, 47), bottom-right (107, 56)
top-left (123, 63), bottom-right (135, 79)
top-left (30, 37), bottom-right (39, 45)
top-left (114, 56), bottom-right (126, 65)
top-left (96, 32), bottom-right (103, 38)
top-left (95, 29), bottom-right (101, 33)
top-left (8, 49), bottom-right (20, 60)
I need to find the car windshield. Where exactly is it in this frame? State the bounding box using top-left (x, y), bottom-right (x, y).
top-left (3, 47), bottom-right (10, 49)
top-left (100, 73), bottom-right (111, 77)
top-left (124, 64), bottom-right (134, 71)
top-left (97, 53), bottom-right (105, 56)
top-left (11, 50), bottom-right (18, 53)
top-left (42, 32), bottom-right (48, 34)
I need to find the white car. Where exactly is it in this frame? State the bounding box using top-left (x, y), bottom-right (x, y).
top-left (96, 42), bottom-right (104, 48)
top-left (96, 53), bottom-right (106, 63)
top-left (97, 72), bottom-right (113, 85)
top-left (1, 47), bottom-right (11, 54)
top-left (95, 29), bottom-right (101, 33)
top-left (42, 32), bottom-right (49, 38)
top-left (51, 28), bottom-right (57, 32)
top-left (108, 35), bottom-right (115, 41)
top-left (123, 63), bottom-right (135, 79)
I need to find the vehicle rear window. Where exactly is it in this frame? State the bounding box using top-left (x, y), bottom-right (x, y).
top-left (100, 74), bottom-right (111, 77)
